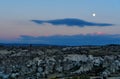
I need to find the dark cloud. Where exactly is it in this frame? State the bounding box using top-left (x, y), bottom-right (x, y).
top-left (31, 18), bottom-right (114, 27)
top-left (20, 34), bottom-right (120, 46)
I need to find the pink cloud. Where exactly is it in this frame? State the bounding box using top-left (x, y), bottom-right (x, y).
top-left (94, 32), bottom-right (105, 35)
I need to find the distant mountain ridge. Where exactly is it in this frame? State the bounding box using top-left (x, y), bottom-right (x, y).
top-left (0, 43), bottom-right (120, 47)
top-left (0, 43), bottom-right (67, 47)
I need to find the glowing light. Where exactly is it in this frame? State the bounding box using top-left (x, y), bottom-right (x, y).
top-left (92, 13), bottom-right (96, 17)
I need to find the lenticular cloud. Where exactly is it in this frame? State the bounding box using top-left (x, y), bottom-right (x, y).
top-left (31, 18), bottom-right (114, 27)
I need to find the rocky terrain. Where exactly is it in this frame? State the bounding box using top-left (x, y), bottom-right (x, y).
top-left (0, 44), bottom-right (120, 79)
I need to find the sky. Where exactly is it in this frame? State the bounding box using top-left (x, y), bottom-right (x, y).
top-left (0, 0), bottom-right (120, 45)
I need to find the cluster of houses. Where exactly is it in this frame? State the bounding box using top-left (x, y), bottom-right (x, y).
top-left (0, 46), bottom-right (120, 79)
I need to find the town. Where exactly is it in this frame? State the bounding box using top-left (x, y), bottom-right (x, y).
top-left (0, 44), bottom-right (120, 79)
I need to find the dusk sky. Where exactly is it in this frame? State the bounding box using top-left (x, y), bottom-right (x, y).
top-left (0, 0), bottom-right (120, 45)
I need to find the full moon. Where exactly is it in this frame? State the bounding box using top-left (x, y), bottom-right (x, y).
top-left (92, 13), bottom-right (96, 17)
